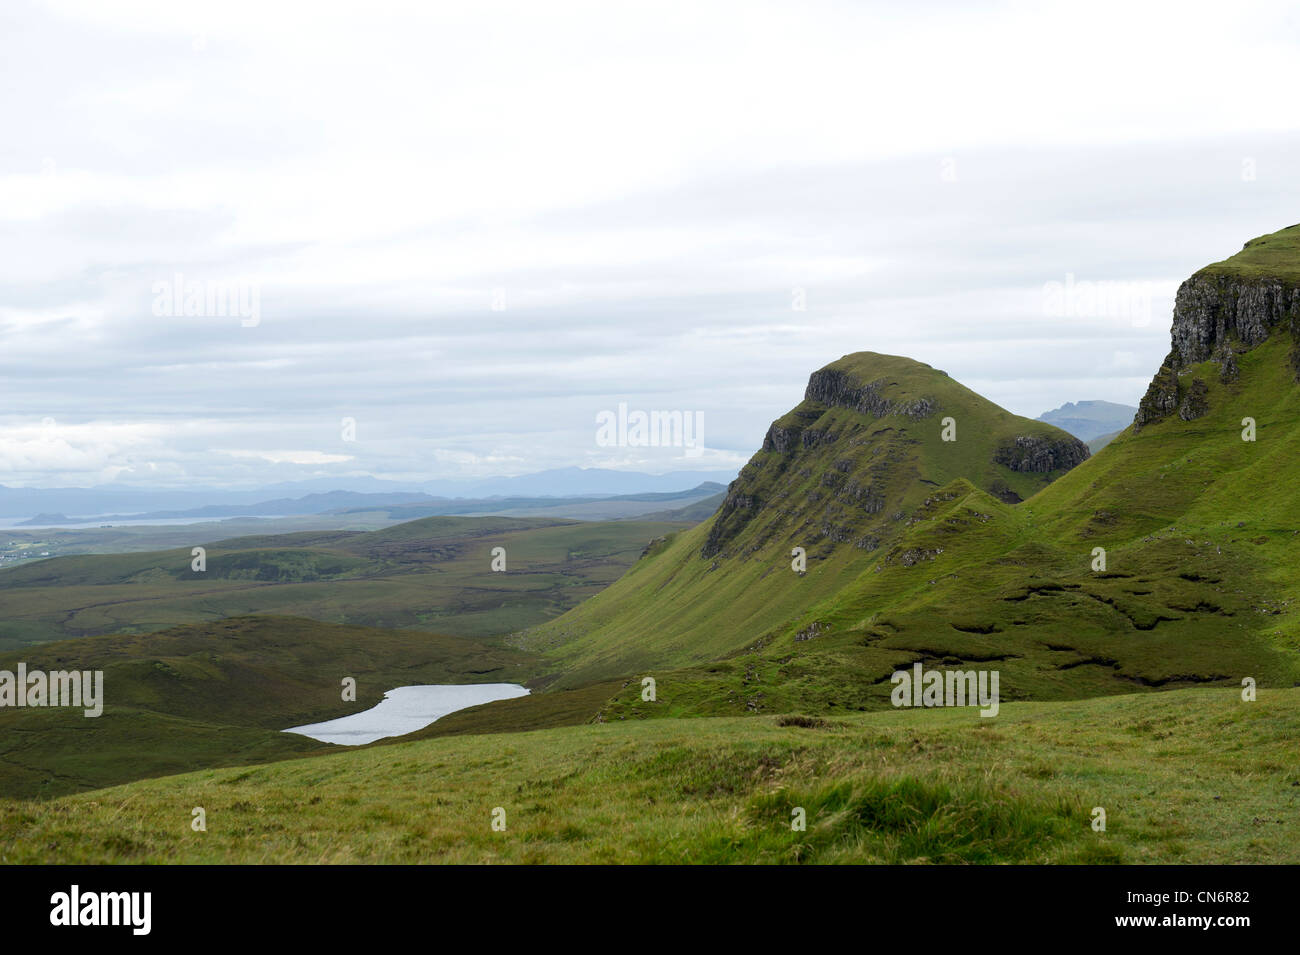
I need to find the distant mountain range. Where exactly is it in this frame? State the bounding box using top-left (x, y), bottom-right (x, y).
top-left (1036, 400), bottom-right (1137, 443)
top-left (0, 468), bottom-right (739, 521)
top-left (16, 491), bottom-right (438, 525)
top-left (349, 484), bottom-right (727, 524)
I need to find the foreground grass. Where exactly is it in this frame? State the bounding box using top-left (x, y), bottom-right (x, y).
top-left (2, 687), bottom-right (1295, 864)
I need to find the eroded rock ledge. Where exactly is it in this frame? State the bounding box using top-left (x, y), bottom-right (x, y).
top-left (1136, 272), bottom-right (1300, 430)
top-left (804, 369), bottom-right (938, 420)
top-left (992, 434), bottom-right (1090, 473)
top-left (1170, 274), bottom-right (1300, 367)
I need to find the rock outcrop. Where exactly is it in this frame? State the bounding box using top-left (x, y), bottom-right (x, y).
top-left (804, 369), bottom-right (938, 420)
top-left (1134, 262), bottom-right (1300, 430)
top-left (762, 423), bottom-right (832, 453)
top-left (700, 490), bottom-right (760, 558)
top-left (1169, 274), bottom-right (1300, 368)
top-left (1134, 357), bottom-right (1181, 430)
top-left (992, 434), bottom-right (1090, 473)
top-left (1215, 343), bottom-right (1240, 383)
top-left (1178, 378), bottom-right (1210, 421)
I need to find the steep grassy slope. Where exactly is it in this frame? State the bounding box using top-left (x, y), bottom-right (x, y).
top-left (0, 516), bottom-right (683, 650)
top-left (2, 687), bottom-right (1295, 864)
top-left (0, 616), bottom-right (533, 799)
top-left (523, 353), bottom-right (1089, 685)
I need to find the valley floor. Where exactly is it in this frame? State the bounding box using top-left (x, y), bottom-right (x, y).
top-left (1, 687), bottom-right (1295, 864)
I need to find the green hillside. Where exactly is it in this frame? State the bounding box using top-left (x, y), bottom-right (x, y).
top-left (523, 352), bottom-right (1090, 685)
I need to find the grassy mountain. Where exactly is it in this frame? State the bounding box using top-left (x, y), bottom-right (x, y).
top-left (510, 225), bottom-right (1300, 723)
top-left (523, 352), bottom-right (1089, 685)
top-left (551, 225), bottom-right (1300, 720)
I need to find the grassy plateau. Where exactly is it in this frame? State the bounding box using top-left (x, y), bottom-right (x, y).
top-left (0, 516), bottom-right (684, 651)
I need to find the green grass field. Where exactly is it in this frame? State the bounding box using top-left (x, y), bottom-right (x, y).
top-left (2, 687), bottom-right (1294, 864)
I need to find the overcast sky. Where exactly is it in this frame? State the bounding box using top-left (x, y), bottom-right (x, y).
top-left (2, 0), bottom-right (1298, 489)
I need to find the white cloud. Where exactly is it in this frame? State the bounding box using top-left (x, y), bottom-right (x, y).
top-left (222, 450), bottom-right (355, 466)
top-left (2, 0), bottom-right (1297, 488)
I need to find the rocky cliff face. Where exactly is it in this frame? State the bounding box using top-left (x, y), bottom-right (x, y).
top-left (1136, 269), bottom-right (1300, 430)
top-left (802, 368), bottom-right (938, 420)
top-left (993, 435), bottom-right (1090, 473)
top-left (1169, 274), bottom-right (1300, 368)
top-left (1134, 357), bottom-right (1181, 429)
